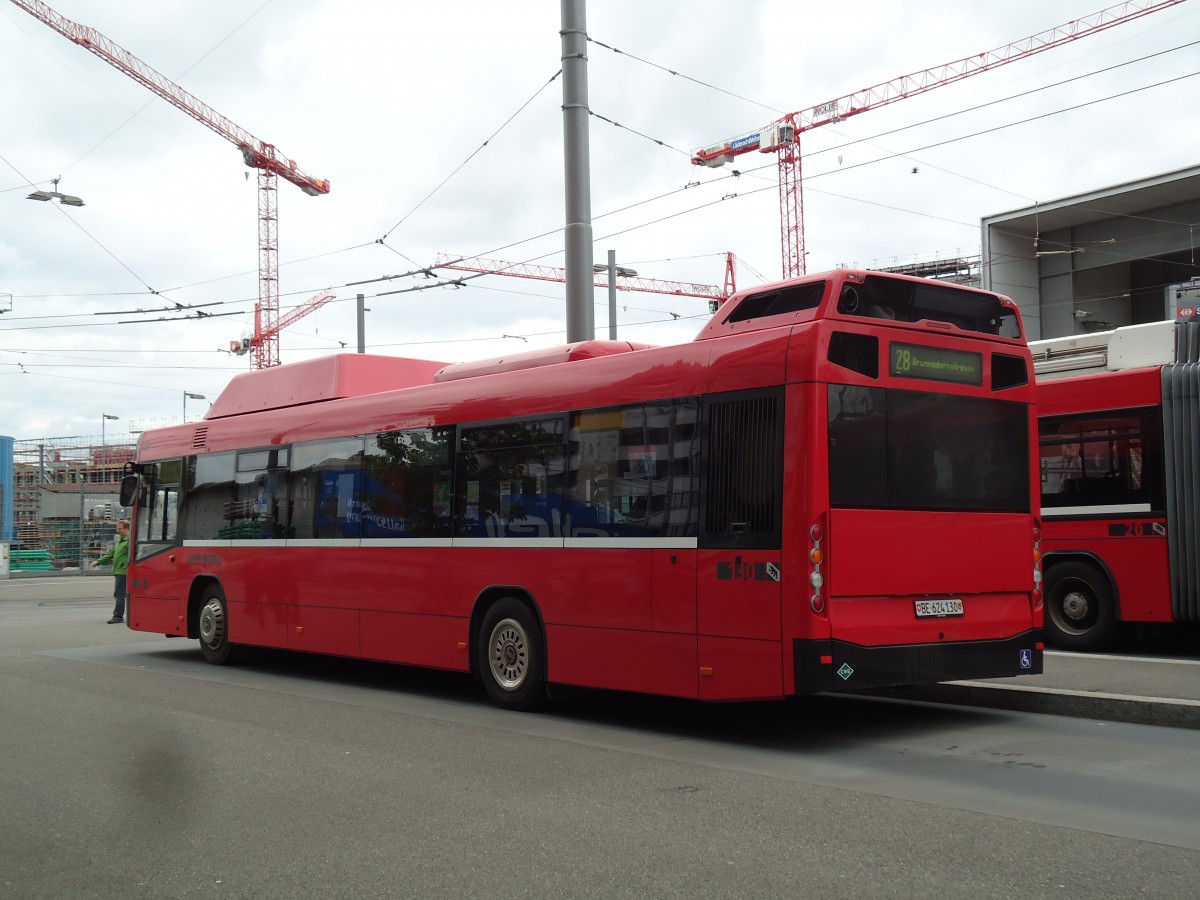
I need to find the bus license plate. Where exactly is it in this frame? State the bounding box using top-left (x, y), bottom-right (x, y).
top-left (915, 598), bottom-right (964, 618)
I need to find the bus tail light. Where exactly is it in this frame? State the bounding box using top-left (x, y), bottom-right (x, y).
top-left (809, 522), bottom-right (825, 614)
top-left (1031, 523), bottom-right (1044, 610)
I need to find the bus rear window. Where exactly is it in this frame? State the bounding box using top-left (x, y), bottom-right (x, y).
top-left (828, 385), bottom-right (1029, 512)
top-left (837, 275), bottom-right (1021, 338)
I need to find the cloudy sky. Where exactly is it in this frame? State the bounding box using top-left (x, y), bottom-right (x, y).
top-left (1, 0), bottom-right (1197, 441)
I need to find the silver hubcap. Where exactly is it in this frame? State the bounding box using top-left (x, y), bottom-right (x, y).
top-left (1062, 590), bottom-right (1090, 622)
top-left (199, 598), bottom-right (225, 649)
top-left (488, 618), bottom-right (528, 692)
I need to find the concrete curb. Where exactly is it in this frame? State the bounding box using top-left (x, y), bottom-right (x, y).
top-left (865, 681), bottom-right (1200, 730)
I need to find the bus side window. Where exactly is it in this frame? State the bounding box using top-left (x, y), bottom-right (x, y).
top-left (181, 451), bottom-right (236, 541)
top-left (362, 427), bottom-right (454, 539)
top-left (1039, 410), bottom-right (1160, 510)
top-left (231, 447), bottom-right (292, 540)
top-left (567, 399), bottom-right (700, 540)
top-left (456, 446), bottom-right (563, 538)
top-left (568, 414), bottom-right (623, 535)
top-left (288, 438), bottom-right (365, 539)
top-left (455, 418), bottom-right (565, 539)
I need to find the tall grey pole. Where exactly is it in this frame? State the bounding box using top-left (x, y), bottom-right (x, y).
top-left (607, 249), bottom-right (617, 340)
top-left (79, 464), bottom-right (85, 571)
top-left (357, 294), bottom-right (366, 353)
top-left (561, 0), bottom-right (594, 343)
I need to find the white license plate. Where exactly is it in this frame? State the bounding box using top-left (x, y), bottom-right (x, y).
top-left (915, 598), bottom-right (964, 618)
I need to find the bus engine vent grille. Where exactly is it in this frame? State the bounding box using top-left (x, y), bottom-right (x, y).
top-left (192, 426), bottom-right (209, 449)
top-left (701, 390), bottom-right (783, 549)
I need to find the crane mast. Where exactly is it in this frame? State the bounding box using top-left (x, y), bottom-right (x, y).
top-left (11, 0), bottom-right (330, 367)
top-left (692, 0), bottom-right (1187, 278)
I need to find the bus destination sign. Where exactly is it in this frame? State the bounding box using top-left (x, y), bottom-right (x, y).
top-left (890, 342), bottom-right (983, 386)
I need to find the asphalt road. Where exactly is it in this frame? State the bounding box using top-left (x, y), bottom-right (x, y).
top-left (2, 575), bottom-right (1198, 899)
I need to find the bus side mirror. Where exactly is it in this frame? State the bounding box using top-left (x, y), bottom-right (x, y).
top-left (119, 474), bottom-right (139, 508)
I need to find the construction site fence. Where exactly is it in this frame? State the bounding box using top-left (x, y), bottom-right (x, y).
top-left (7, 435), bottom-right (136, 573)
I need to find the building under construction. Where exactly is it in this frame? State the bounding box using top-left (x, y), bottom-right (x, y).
top-left (2, 434), bottom-right (135, 571)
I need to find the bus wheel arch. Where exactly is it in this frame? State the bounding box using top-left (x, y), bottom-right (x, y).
top-left (470, 588), bottom-right (547, 711)
top-left (189, 577), bottom-right (237, 665)
top-left (1042, 554), bottom-right (1119, 651)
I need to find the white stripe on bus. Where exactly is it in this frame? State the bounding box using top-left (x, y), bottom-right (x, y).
top-left (1040, 503), bottom-right (1153, 517)
top-left (181, 537), bottom-right (701, 550)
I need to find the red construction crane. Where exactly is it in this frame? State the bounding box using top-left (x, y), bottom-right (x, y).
top-left (11, 0), bottom-right (330, 368)
top-left (692, 0), bottom-right (1186, 279)
top-left (432, 252), bottom-right (737, 309)
top-left (229, 290), bottom-right (336, 363)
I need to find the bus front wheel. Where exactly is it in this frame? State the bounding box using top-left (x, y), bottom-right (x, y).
top-left (1043, 561), bottom-right (1117, 652)
top-left (197, 585), bottom-right (236, 665)
top-left (477, 598), bottom-right (545, 711)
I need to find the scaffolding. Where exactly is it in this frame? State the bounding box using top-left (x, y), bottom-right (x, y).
top-left (841, 253), bottom-right (983, 287)
top-left (11, 434), bottom-right (136, 570)
top-left (875, 254), bottom-right (981, 287)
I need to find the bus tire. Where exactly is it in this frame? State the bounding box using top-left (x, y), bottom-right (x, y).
top-left (1043, 560), bottom-right (1117, 652)
top-left (477, 598), bottom-right (545, 711)
top-left (197, 584), bottom-right (237, 665)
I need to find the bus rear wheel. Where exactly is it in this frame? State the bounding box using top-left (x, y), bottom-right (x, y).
top-left (197, 584), bottom-right (236, 665)
top-left (477, 598), bottom-right (545, 711)
top-left (1044, 560), bottom-right (1117, 652)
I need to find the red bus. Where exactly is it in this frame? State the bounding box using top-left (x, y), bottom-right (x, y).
top-left (121, 269), bottom-right (1043, 709)
top-left (1033, 319), bottom-right (1200, 650)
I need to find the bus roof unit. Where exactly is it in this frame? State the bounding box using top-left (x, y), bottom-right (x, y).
top-left (434, 340), bottom-right (657, 383)
top-left (1029, 320), bottom-right (1177, 379)
top-left (207, 354), bottom-right (448, 418)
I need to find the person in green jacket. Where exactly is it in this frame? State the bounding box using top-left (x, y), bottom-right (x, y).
top-left (92, 519), bottom-right (130, 624)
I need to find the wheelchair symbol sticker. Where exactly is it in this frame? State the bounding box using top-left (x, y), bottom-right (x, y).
top-left (1020, 649), bottom-right (1032, 669)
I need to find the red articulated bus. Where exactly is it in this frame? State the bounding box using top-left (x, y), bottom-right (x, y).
top-left (1032, 318), bottom-right (1200, 650)
top-left (121, 269), bottom-right (1043, 710)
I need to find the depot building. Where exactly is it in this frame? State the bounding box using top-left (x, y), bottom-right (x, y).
top-left (981, 164), bottom-right (1200, 341)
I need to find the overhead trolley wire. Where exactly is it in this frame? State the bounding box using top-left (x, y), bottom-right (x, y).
top-left (587, 36), bottom-right (783, 116)
top-left (377, 68), bottom-right (563, 245)
top-left (6, 53), bottom-right (1194, 330)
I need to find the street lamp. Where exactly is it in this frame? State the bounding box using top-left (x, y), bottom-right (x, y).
top-left (183, 392), bottom-right (206, 422)
top-left (27, 178), bottom-right (85, 207)
top-left (593, 252), bottom-right (638, 340)
top-left (100, 414), bottom-right (119, 482)
top-left (101, 414), bottom-right (118, 448)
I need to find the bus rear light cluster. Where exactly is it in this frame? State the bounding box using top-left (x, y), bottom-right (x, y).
top-left (809, 523), bottom-right (825, 613)
top-left (1032, 524), bottom-right (1044, 610)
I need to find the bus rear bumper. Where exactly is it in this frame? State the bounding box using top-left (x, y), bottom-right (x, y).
top-left (793, 631), bottom-right (1043, 695)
